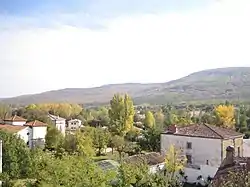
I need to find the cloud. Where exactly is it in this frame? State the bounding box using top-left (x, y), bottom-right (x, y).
top-left (0, 0), bottom-right (250, 97)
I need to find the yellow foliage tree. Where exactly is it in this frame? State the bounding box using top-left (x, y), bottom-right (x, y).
top-left (165, 145), bottom-right (186, 180)
top-left (215, 104), bottom-right (235, 128)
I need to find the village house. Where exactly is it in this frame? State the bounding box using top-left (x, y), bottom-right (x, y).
top-left (161, 124), bottom-right (244, 183)
top-left (48, 114), bottom-right (66, 135)
top-left (210, 146), bottom-right (250, 186)
top-left (0, 115), bottom-right (48, 148)
top-left (67, 119), bottom-right (82, 130)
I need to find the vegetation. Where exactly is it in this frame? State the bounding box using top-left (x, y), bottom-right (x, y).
top-left (3, 90), bottom-right (250, 186)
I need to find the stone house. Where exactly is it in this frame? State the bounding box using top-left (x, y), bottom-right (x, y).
top-left (161, 124), bottom-right (244, 183)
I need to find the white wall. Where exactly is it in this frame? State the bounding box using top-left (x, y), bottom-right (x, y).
top-left (54, 120), bottom-right (66, 135)
top-left (17, 127), bottom-right (29, 145)
top-left (161, 134), bottom-right (222, 167)
top-left (5, 121), bottom-right (26, 126)
top-left (68, 120), bottom-right (82, 130)
top-left (184, 165), bottom-right (218, 183)
top-left (32, 126), bottom-right (47, 140)
top-left (243, 139), bottom-right (250, 157)
top-left (149, 163), bottom-right (165, 174)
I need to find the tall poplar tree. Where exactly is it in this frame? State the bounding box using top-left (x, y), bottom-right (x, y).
top-left (109, 94), bottom-right (135, 136)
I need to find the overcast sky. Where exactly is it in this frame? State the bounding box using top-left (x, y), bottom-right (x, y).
top-left (0, 0), bottom-right (250, 98)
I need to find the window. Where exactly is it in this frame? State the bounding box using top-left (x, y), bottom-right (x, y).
top-left (186, 155), bottom-right (192, 164)
top-left (187, 142), bottom-right (192, 149)
top-left (238, 147), bottom-right (240, 156)
top-left (206, 160), bottom-right (209, 165)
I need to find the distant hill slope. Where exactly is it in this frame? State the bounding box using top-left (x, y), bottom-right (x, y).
top-left (2, 67), bottom-right (250, 105)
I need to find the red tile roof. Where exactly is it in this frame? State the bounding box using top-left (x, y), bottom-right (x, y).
top-left (0, 124), bottom-right (27, 133)
top-left (25, 120), bottom-right (47, 127)
top-left (163, 123), bottom-right (243, 139)
top-left (4, 115), bottom-right (27, 122)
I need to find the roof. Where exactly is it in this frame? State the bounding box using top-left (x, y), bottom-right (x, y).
top-left (24, 120), bottom-right (47, 127)
top-left (212, 157), bottom-right (250, 186)
top-left (124, 152), bottom-right (165, 166)
top-left (4, 115), bottom-right (27, 122)
top-left (162, 123), bottom-right (243, 139)
top-left (0, 124), bottom-right (27, 133)
top-left (68, 119), bottom-right (81, 122)
top-left (48, 114), bottom-right (65, 121)
top-left (97, 160), bottom-right (120, 171)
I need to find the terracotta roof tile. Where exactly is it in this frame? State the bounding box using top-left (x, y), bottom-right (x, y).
top-left (163, 123), bottom-right (243, 139)
top-left (25, 120), bottom-right (47, 127)
top-left (4, 115), bottom-right (27, 122)
top-left (0, 124), bottom-right (27, 133)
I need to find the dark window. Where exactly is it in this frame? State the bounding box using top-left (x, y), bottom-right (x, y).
top-left (27, 132), bottom-right (30, 135)
top-left (238, 147), bottom-right (240, 156)
top-left (206, 160), bottom-right (209, 165)
top-left (187, 142), bottom-right (192, 149)
top-left (186, 155), bottom-right (192, 164)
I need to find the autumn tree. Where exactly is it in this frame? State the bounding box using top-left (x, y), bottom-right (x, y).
top-left (154, 110), bottom-right (165, 130)
top-left (215, 104), bottom-right (235, 128)
top-left (109, 94), bottom-right (135, 136)
top-left (110, 135), bottom-right (125, 160)
top-left (164, 145), bottom-right (186, 181)
top-left (144, 111), bottom-right (156, 129)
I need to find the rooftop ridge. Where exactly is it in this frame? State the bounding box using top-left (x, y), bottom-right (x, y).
top-left (203, 123), bottom-right (224, 139)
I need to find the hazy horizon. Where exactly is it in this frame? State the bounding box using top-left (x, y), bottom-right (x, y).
top-left (1, 0), bottom-right (250, 97)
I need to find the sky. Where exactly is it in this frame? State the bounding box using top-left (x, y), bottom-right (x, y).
top-left (0, 0), bottom-right (250, 98)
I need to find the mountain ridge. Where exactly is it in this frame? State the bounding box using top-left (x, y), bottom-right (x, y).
top-left (1, 67), bottom-right (250, 106)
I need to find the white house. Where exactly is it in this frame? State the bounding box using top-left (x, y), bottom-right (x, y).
top-left (161, 124), bottom-right (243, 183)
top-left (0, 115), bottom-right (48, 148)
top-left (24, 120), bottom-right (48, 148)
top-left (48, 114), bottom-right (66, 135)
top-left (67, 119), bottom-right (82, 130)
top-left (3, 115), bottom-right (27, 126)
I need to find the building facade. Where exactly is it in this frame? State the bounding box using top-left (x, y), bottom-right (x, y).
top-left (67, 119), bottom-right (82, 130)
top-left (161, 124), bottom-right (243, 183)
top-left (48, 114), bottom-right (66, 135)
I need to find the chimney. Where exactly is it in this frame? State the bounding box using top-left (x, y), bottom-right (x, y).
top-left (168, 124), bottom-right (178, 133)
top-left (222, 146), bottom-right (235, 167)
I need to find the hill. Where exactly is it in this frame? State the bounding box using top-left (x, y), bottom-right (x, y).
top-left (1, 67), bottom-right (250, 106)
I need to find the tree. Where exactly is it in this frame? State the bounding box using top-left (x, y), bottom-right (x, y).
top-left (144, 111), bottom-right (156, 129)
top-left (164, 145), bottom-right (186, 181)
top-left (0, 104), bottom-right (12, 119)
top-left (139, 128), bottom-right (161, 152)
top-left (0, 131), bottom-right (34, 182)
top-left (110, 135), bottom-right (125, 160)
top-left (93, 128), bottom-right (111, 156)
top-left (215, 104), bottom-right (235, 128)
top-left (154, 110), bottom-right (165, 130)
top-left (45, 125), bottom-right (64, 150)
top-left (75, 130), bottom-right (95, 157)
top-left (109, 94), bottom-right (135, 136)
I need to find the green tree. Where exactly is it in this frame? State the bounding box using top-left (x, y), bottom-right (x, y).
top-left (144, 111), bottom-right (156, 129)
top-left (75, 130), bottom-right (95, 157)
top-left (45, 125), bottom-right (64, 150)
top-left (139, 128), bottom-right (161, 152)
top-left (109, 94), bottom-right (135, 136)
top-left (93, 128), bottom-right (111, 156)
top-left (0, 131), bottom-right (33, 182)
top-left (110, 135), bottom-right (125, 160)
